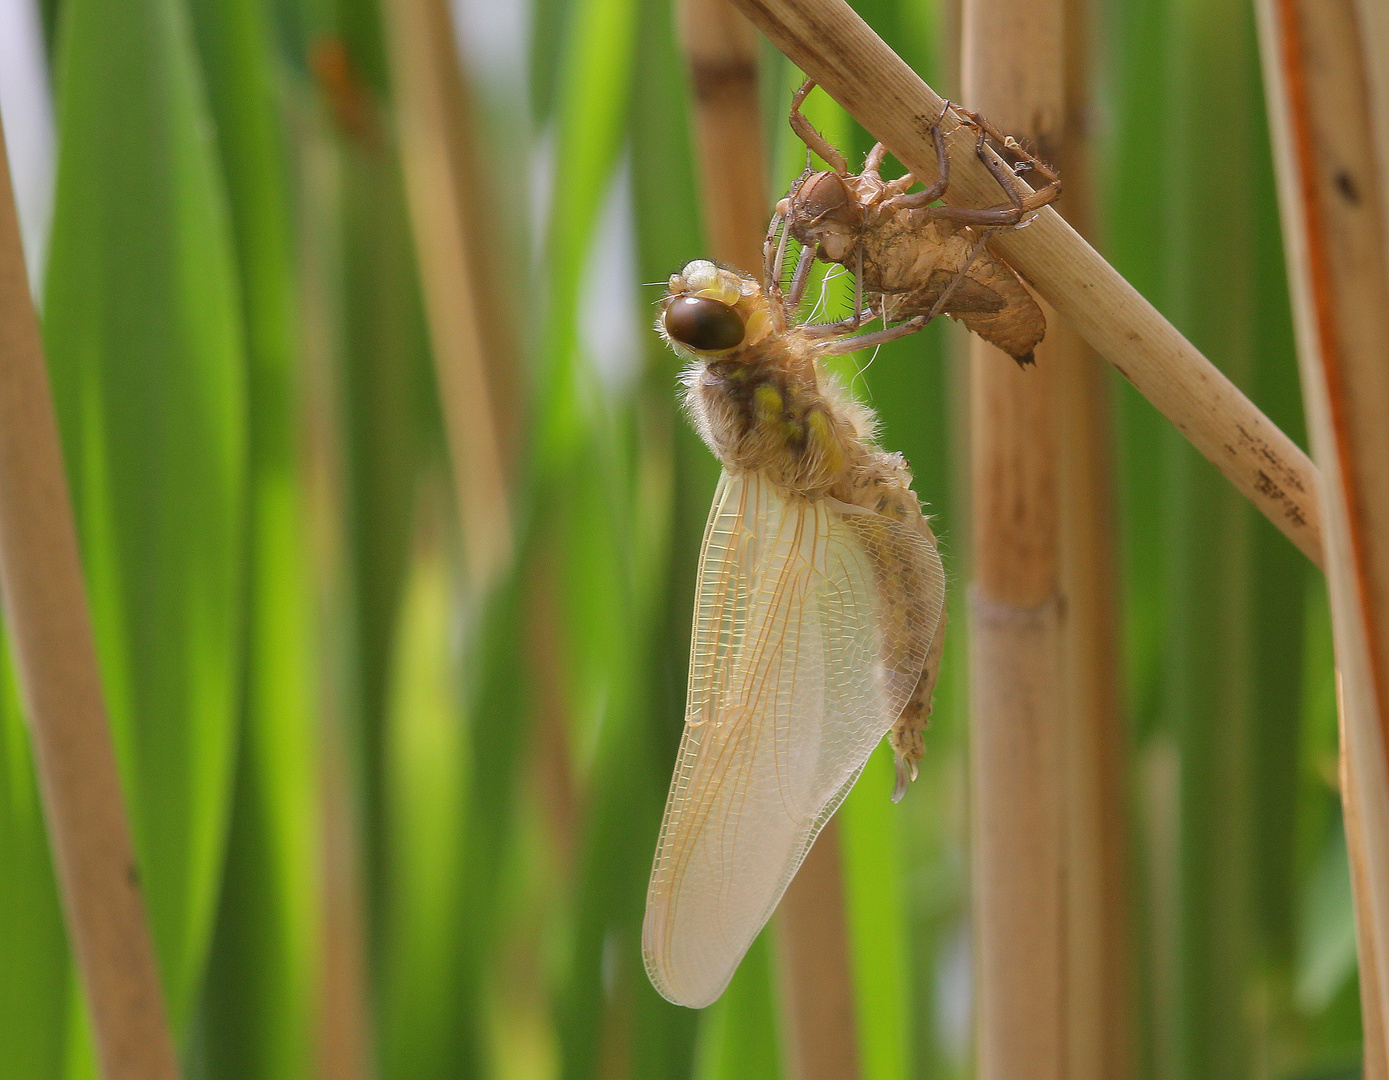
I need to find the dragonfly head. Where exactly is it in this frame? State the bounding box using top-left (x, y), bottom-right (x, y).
top-left (660, 261), bottom-right (773, 356)
top-left (783, 171), bottom-right (862, 264)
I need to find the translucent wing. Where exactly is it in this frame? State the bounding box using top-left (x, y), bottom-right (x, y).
top-left (643, 469), bottom-right (944, 1008)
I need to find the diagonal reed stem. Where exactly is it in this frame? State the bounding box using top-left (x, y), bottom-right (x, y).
top-left (1254, 0), bottom-right (1389, 1070)
top-left (721, 0), bottom-right (1325, 569)
top-left (0, 113), bottom-right (180, 1080)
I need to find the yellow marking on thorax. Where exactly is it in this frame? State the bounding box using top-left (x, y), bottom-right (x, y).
top-left (805, 410), bottom-right (846, 476)
top-left (752, 384), bottom-right (783, 422)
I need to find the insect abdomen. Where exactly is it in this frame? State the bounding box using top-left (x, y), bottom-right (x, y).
top-left (841, 464), bottom-right (948, 801)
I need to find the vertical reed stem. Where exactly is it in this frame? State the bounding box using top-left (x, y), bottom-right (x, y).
top-left (965, 0), bottom-right (1130, 1075)
top-left (678, 0), bottom-right (767, 273)
top-left (1254, 0), bottom-right (1389, 1069)
top-left (316, 724), bottom-right (375, 1080)
top-left (0, 114), bottom-right (180, 1080)
top-left (774, 820), bottom-right (860, 1080)
top-left (1351, 0), bottom-right (1389, 268)
top-left (677, 5), bottom-right (859, 1072)
top-left (962, 1), bottom-right (1066, 1075)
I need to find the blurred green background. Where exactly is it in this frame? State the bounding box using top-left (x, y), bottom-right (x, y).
top-left (0, 0), bottom-right (1360, 1075)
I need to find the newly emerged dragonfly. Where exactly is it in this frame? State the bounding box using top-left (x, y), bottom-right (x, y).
top-left (777, 80), bottom-right (1061, 365)
top-left (643, 258), bottom-right (954, 1007)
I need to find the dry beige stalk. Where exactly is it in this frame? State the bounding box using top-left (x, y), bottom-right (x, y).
top-left (962, 0), bottom-right (1133, 1072)
top-left (723, 0), bottom-right (1325, 568)
top-left (1255, 0), bottom-right (1389, 1068)
top-left (775, 822), bottom-right (861, 1080)
top-left (1352, 0), bottom-right (1389, 281)
top-left (679, 0), bottom-right (768, 274)
top-left (293, 94), bottom-right (376, 1080)
top-left (676, 4), bottom-right (859, 1068)
top-left (963, 3), bottom-right (1067, 1075)
top-left (0, 115), bottom-right (180, 1080)
top-left (1344, 708), bottom-right (1389, 1080)
top-left (1055, 314), bottom-right (1132, 1080)
top-left (316, 712), bottom-right (375, 1080)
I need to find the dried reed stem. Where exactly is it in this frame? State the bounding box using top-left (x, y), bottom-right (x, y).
top-left (964, 2), bottom-right (1067, 1076)
top-left (1254, 0), bottom-right (1389, 1067)
top-left (316, 721), bottom-right (375, 1080)
top-left (723, 0), bottom-right (1324, 568)
top-left (679, 0), bottom-right (768, 273)
top-left (774, 821), bottom-right (860, 1080)
top-left (0, 115), bottom-right (180, 1079)
top-left (384, 0), bottom-right (514, 591)
top-left (1055, 316), bottom-right (1131, 1080)
top-left (967, 0), bottom-right (1130, 1072)
top-left (1352, 0), bottom-right (1389, 276)
top-left (676, 3), bottom-right (858, 1069)
top-left (1344, 715), bottom-right (1389, 1080)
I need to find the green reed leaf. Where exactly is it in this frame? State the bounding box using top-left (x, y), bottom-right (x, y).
top-left (44, 0), bottom-right (247, 1036)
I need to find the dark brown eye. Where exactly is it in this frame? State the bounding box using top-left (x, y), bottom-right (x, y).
top-left (664, 296), bottom-right (745, 351)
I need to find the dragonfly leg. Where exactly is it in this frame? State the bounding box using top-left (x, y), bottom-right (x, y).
top-left (964, 108), bottom-right (1061, 215)
top-left (890, 108), bottom-right (1061, 226)
top-left (883, 170), bottom-right (920, 198)
top-left (812, 230), bottom-right (990, 355)
top-left (763, 207), bottom-right (793, 330)
top-left (880, 100), bottom-right (954, 210)
top-left (862, 142), bottom-right (889, 180)
top-left (787, 245), bottom-right (816, 310)
top-left (789, 78), bottom-right (848, 174)
top-left (801, 307), bottom-right (879, 339)
top-left (817, 314), bottom-right (932, 355)
top-left (852, 246), bottom-right (863, 329)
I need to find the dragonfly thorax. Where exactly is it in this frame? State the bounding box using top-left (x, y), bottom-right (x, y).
top-left (683, 344), bottom-right (876, 501)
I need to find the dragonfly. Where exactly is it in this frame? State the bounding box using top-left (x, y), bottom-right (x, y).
top-left (644, 255), bottom-right (947, 1008)
top-left (776, 79), bottom-right (1061, 366)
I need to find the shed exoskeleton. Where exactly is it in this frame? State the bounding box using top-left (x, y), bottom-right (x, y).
top-left (772, 79), bottom-right (1061, 365)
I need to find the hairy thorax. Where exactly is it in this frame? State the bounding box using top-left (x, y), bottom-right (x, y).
top-left (682, 329), bottom-right (861, 501)
top-left (682, 328), bottom-right (927, 522)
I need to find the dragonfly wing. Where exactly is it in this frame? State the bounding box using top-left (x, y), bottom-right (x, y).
top-left (643, 469), bottom-right (941, 1008)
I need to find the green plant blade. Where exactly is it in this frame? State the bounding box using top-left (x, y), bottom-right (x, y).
top-left (379, 503), bottom-right (469, 1080)
top-left (43, 0), bottom-right (247, 1037)
top-left (0, 634), bottom-right (70, 1079)
top-left (186, 0), bottom-right (319, 1074)
top-left (841, 743), bottom-right (912, 1080)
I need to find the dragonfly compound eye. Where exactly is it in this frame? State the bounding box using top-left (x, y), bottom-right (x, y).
top-left (664, 296), bottom-right (745, 352)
